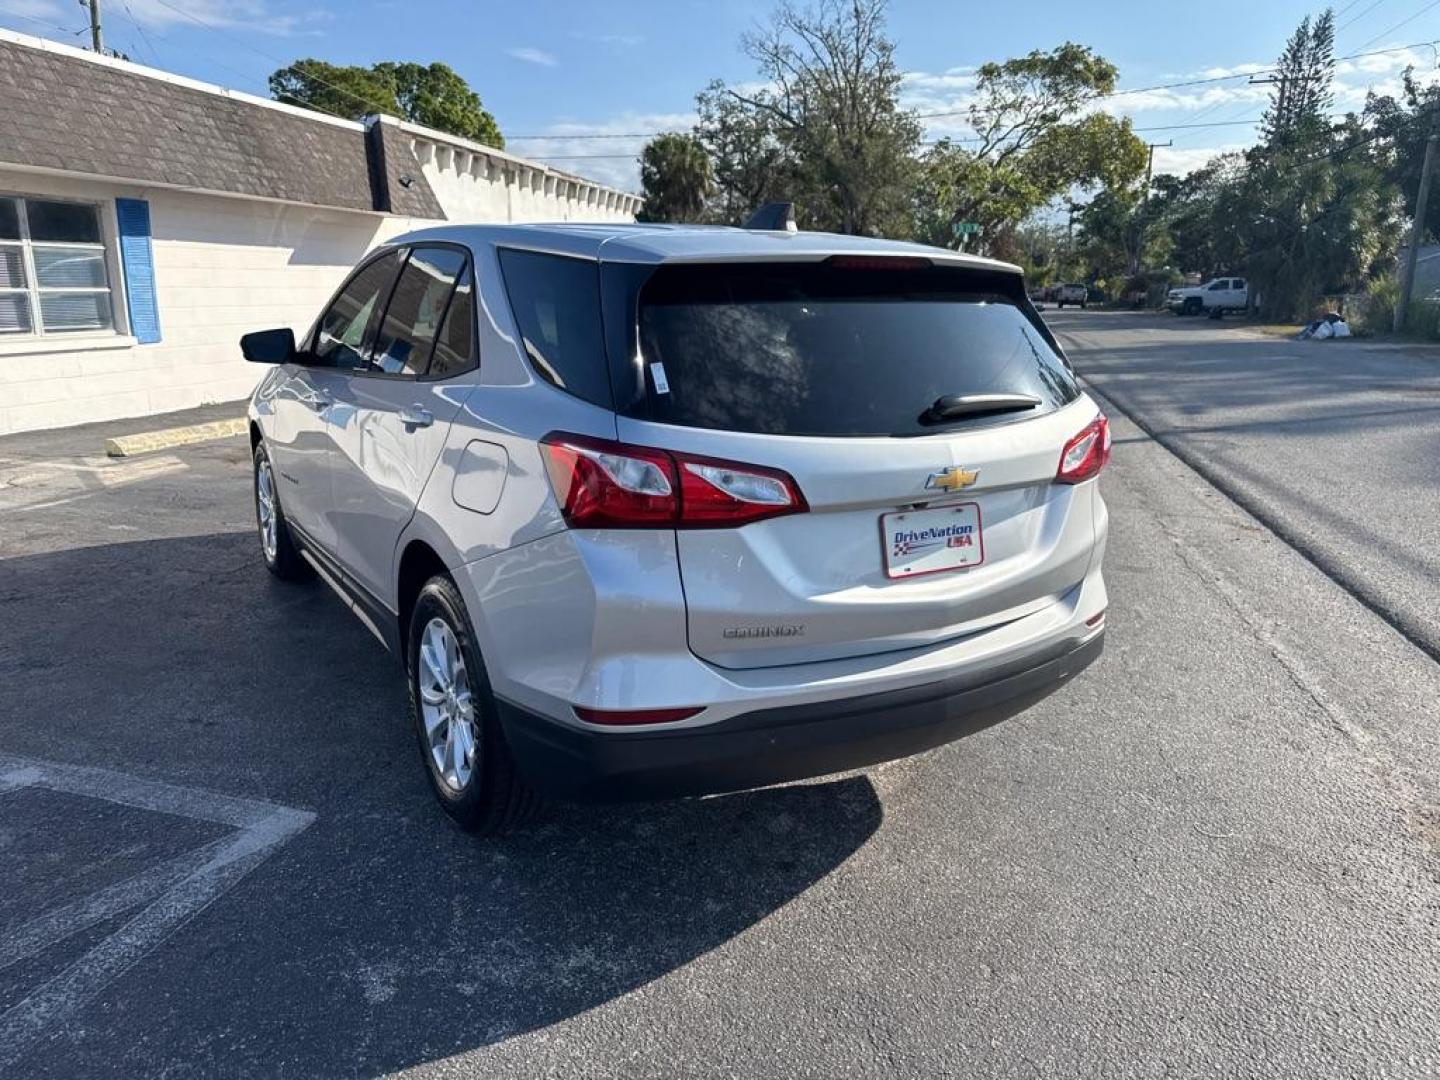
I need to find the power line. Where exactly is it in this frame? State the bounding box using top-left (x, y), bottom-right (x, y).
top-left (531, 116), bottom-right (1336, 160)
top-left (1, 9), bottom-right (88, 38)
top-left (505, 38), bottom-right (1439, 143)
top-left (1353, 0), bottom-right (1440, 52)
top-left (145, 0), bottom-right (394, 120)
top-left (121, 2), bottom-right (163, 68)
top-left (1339, 0), bottom-right (1392, 33)
top-left (1276, 107), bottom-right (1430, 172)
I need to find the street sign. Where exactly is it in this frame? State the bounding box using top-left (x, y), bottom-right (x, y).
top-left (953, 222), bottom-right (982, 237)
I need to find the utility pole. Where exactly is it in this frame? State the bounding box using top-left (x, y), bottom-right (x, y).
top-left (1396, 106), bottom-right (1440, 334)
top-left (1128, 142), bottom-right (1172, 277)
top-left (84, 0), bottom-right (103, 54)
top-left (1143, 140), bottom-right (1172, 195)
top-left (1250, 74), bottom-right (1289, 136)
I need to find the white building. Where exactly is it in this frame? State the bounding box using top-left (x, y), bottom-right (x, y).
top-left (0, 29), bottom-right (640, 434)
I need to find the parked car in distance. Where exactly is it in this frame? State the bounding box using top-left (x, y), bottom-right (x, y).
top-left (1055, 283), bottom-right (1088, 309)
top-left (240, 222), bottom-right (1110, 833)
top-left (1168, 276), bottom-right (1248, 317)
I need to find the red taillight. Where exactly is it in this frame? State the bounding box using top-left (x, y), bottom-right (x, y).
top-left (573, 705), bottom-right (704, 726)
top-left (1056, 415), bottom-right (1111, 484)
top-left (540, 435), bottom-right (677, 528)
top-left (540, 433), bottom-right (807, 529)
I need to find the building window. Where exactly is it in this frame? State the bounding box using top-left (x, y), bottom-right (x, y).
top-left (0, 196), bottom-right (115, 337)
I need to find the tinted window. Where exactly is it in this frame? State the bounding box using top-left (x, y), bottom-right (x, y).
top-left (631, 262), bottom-right (1078, 437)
top-left (429, 263), bottom-right (475, 378)
top-left (27, 200), bottom-right (102, 244)
top-left (313, 251), bottom-right (402, 369)
top-left (370, 246), bottom-right (466, 376)
top-left (0, 199), bottom-right (18, 240)
top-left (498, 249), bottom-right (611, 407)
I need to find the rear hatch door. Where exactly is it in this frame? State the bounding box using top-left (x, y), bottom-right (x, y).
top-left (606, 256), bottom-right (1101, 670)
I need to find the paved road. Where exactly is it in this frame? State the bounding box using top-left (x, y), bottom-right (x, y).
top-left (1052, 310), bottom-right (1440, 662)
top-left (1, 399), bottom-right (1438, 1078)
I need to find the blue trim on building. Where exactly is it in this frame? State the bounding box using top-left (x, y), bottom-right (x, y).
top-left (115, 198), bottom-right (160, 344)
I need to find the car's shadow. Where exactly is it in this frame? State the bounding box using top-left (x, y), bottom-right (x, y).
top-left (0, 531), bottom-right (883, 1077)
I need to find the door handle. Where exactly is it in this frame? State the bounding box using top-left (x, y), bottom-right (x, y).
top-left (398, 405), bottom-right (433, 429)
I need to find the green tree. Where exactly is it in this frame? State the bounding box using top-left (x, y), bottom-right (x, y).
top-left (1259, 9), bottom-right (1336, 152)
top-left (694, 80), bottom-right (794, 225)
top-left (1238, 11), bottom-right (1395, 317)
top-left (270, 59), bottom-right (503, 147)
top-left (703, 0), bottom-right (922, 236)
top-left (375, 62), bottom-right (503, 147)
top-left (269, 59), bottom-right (398, 119)
top-left (1364, 70), bottom-right (1440, 245)
top-left (637, 133), bottom-right (713, 222)
top-left (912, 44), bottom-right (1148, 251)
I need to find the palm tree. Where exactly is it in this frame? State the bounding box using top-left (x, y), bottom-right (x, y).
top-left (638, 134), bottom-right (713, 223)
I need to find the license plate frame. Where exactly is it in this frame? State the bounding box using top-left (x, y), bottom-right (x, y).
top-left (880, 503), bottom-right (985, 579)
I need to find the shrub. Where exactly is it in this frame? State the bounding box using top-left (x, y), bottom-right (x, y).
top-left (1359, 276), bottom-right (1440, 338)
top-left (1357, 274), bottom-right (1400, 336)
top-left (1406, 298), bottom-right (1440, 339)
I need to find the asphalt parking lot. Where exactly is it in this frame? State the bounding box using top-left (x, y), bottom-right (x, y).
top-left (1, 369), bottom-right (1438, 1077)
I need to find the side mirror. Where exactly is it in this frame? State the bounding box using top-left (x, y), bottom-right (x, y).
top-left (240, 327), bottom-right (297, 364)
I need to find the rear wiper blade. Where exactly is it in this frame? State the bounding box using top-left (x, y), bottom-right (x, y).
top-left (918, 393), bottom-right (1042, 426)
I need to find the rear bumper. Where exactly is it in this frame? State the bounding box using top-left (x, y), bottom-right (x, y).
top-left (497, 629), bottom-right (1103, 801)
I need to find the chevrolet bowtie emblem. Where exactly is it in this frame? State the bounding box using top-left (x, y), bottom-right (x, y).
top-left (925, 466), bottom-right (979, 493)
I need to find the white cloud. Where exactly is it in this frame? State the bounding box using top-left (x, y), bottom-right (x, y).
top-left (0, 0), bottom-right (322, 36)
top-left (897, 42), bottom-right (1440, 159)
top-left (1150, 144), bottom-right (1248, 176)
top-left (1195, 62), bottom-right (1269, 79)
top-left (113, 0), bottom-right (327, 36)
top-left (507, 46), bottom-right (557, 67)
top-left (901, 67), bottom-right (978, 94)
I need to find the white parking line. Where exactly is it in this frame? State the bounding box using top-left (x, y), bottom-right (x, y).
top-left (0, 756), bottom-right (316, 1073)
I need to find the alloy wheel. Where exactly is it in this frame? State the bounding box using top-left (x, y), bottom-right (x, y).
top-left (417, 617), bottom-right (477, 792)
top-left (256, 457), bottom-right (278, 561)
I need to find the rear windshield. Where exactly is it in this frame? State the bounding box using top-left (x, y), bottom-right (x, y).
top-left (627, 262), bottom-right (1078, 437)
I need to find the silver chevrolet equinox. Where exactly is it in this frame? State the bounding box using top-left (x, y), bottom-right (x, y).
top-left (241, 221), bottom-right (1109, 832)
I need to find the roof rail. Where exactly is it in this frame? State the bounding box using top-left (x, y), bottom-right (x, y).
top-left (743, 202), bottom-right (797, 232)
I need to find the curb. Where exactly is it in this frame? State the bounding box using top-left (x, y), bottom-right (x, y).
top-left (104, 417), bottom-right (248, 458)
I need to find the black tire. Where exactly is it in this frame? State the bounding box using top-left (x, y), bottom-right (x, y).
top-left (253, 442), bottom-right (311, 581)
top-left (407, 575), bottom-right (538, 834)
top-left (1183, 298), bottom-right (1202, 317)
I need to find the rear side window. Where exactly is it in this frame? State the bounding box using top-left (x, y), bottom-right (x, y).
top-left (630, 262), bottom-right (1078, 437)
top-left (428, 262), bottom-right (475, 379)
top-left (497, 249), bottom-right (611, 408)
top-left (313, 250), bottom-right (403, 369)
top-left (370, 246), bottom-right (467, 376)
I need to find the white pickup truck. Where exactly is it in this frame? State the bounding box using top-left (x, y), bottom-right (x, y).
top-left (1168, 277), bottom-right (1248, 318)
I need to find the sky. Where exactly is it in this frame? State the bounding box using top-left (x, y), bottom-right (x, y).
top-left (3, 0), bottom-right (1439, 193)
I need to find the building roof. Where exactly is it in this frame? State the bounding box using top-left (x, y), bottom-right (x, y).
top-left (0, 28), bottom-right (632, 219)
top-left (392, 222), bottom-right (1021, 271)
